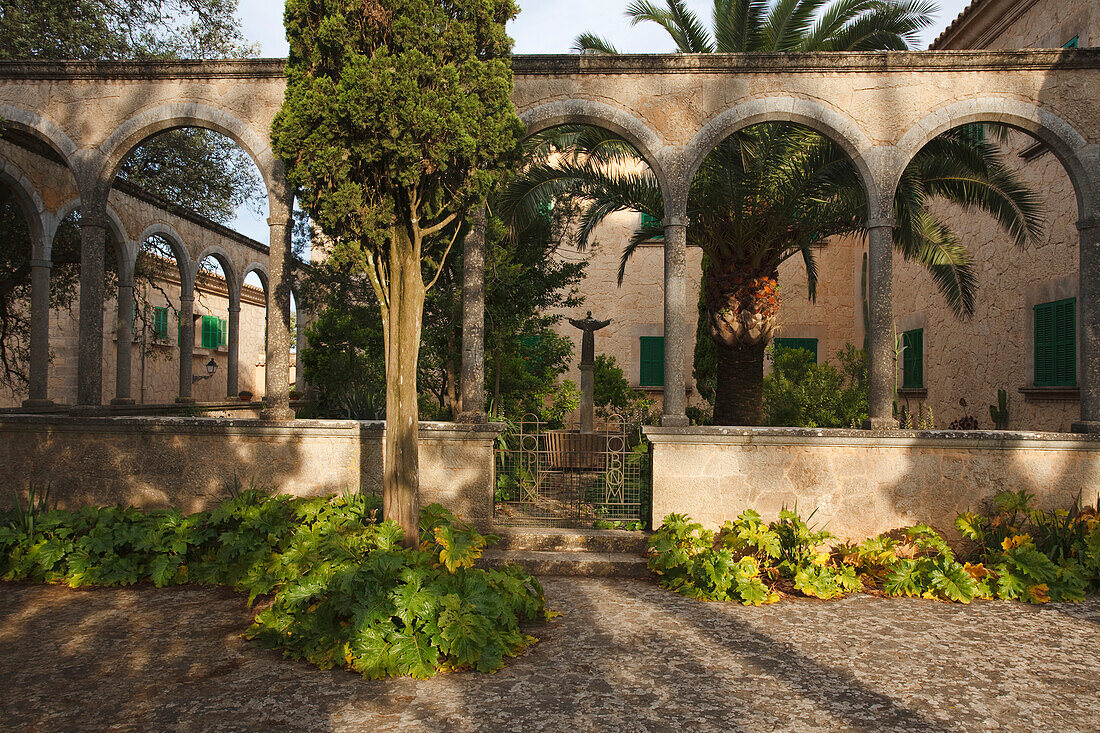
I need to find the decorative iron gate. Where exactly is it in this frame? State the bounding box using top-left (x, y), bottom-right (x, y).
top-left (493, 414), bottom-right (650, 529)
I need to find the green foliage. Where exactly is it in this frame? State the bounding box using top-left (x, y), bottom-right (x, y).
top-left (301, 302), bottom-right (387, 419)
top-left (0, 490), bottom-right (548, 678)
top-left (651, 496), bottom-right (1100, 607)
top-left (593, 354), bottom-right (660, 433)
top-left (954, 490), bottom-right (1099, 603)
top-left (763, 345), bottom-right (868, 428)
top-left (648, 507), bottom-right (858, 603)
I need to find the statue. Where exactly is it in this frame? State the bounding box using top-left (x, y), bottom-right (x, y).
top-left (568, 311), bottom-right (612, 367)
top-left (569, 311), bottom-right (612, 433)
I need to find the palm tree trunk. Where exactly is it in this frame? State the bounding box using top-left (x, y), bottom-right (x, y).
top-left (713, 341), bottom-right (765, 425)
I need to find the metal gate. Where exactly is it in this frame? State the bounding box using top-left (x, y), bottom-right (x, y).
top-left (493, 414), bottom-right (650, 529)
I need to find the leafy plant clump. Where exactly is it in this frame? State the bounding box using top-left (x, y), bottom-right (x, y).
top-left (0, 491), bottom-right (549, 678)
top-left (651, 493), bottom-right (1100, 606)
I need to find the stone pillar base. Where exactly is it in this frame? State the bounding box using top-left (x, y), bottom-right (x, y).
top-left (175, 397), bottom-right (197, 405)
top-left (1071, 421), bottom-right (1100, 434)
top-left (21, 399), bottom-right (55, 409)
top-left (660, 414), bottom-right (690, 428)
top-left (862, 417), bottom-right (900, 430)
top-left (69, 405), bottom-right (111, 417)
top-left (110, 398), bottom-right (135, 406)
top-left (456, 411), bottom-right (488, 425)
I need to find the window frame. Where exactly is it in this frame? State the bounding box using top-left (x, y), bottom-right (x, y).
top-left (901, 329), bottom-right (924, 390)
top-left (1033, 298), bottom-right (1077, 388)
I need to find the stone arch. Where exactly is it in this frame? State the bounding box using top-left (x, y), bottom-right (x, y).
top-left (683, 97), bottom-right (879, 210)
top-left (98, 102), bottom-right (278, 202)
top-left (50, 198), bottom-right (132, 274)
top-left (0, 160), bottom-right (47, 258)
top-left (518, 100), bottom-right (672, 203)
top-left (895, 97), bottom-right (1099, 221)
top-left (137, 221), bottom-right (194, 293)
top-left (240, 262), bottom-right (270, 298)
top-left (194, 244), bottom-right (240, 305)
top-left (0, 104), bottom-right (79, 162)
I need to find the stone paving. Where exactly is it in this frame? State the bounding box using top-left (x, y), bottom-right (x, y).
top-left (0, 578), bottom-right (1097, 732)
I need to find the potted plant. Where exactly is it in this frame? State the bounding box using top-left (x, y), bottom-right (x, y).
top-left (289, 388), bottom-right (302, 402)
top-left (238, 390), bottom-right (253, 403)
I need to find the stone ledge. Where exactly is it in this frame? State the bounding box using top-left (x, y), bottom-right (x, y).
top-left (643, 425), bottom-right (1100, 449)
top-left (2, 49), bottom-right (1099, 80)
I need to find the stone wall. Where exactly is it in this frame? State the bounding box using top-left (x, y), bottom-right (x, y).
top-left (0, 417), bottom-right (499, 527)
top-left (645, 426), bottom-right (1100, 542)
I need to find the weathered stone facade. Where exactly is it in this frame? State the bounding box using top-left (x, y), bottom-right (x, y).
top-left (0, 416), bottom-right (498, 527)
top-left (2, 50), bottom-right (1098, 428)
top-left (646, 426), bottom-right (1100, 542)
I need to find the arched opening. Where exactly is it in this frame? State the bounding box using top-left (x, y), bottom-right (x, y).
top-left (682, 120), bottom-right (871, 428)
top-left (0, 176), bottom-right (40, 403)
top-left (501, 121), bottom-right (667, 424)
top-left (133, 232), bottom-right (188, 404)
top-left (893, 119), bottom-right (1081, 432)
top-left (192, 253), bottom-right (235, 402)
top-left (239, 267), bottom-right (269, 403)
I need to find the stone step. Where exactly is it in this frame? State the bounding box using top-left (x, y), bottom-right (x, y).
top-left (479, 549), bottom-right (651, 578)
top-left (490, 526), bottom-right (651, 554)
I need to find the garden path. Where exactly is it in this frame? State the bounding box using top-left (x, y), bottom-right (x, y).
top-left (1, 578), bottom-right (1097, 732)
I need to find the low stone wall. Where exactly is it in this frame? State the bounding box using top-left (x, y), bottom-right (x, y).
top-left (0, 416), bottom-right (499, 527)
top-left (645, 427), bottom-right (1100, 542)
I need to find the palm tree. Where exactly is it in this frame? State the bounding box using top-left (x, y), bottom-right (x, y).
top-left (504, 0), bottom-right (1042, 425)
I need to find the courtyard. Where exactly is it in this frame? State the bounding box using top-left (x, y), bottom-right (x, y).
top-left (2, 578), bottom-right (1097, 732)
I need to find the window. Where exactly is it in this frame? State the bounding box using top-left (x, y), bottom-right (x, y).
top-left (153, 307), bottom-right (170, 341)
top-left (1034, 298), bottom-right (1076, 387)
top-left (1063, 36), bottom-right (1079, 49)
top-left (201, 316), bottom-right (227, 349)
top-left (774, 337), bottom-right (819, 363)
top-left (641, 212), bottom-right (664, 240)
top-left (639, 336), bottom-right (664, 387)
top-left (902, 329), bottom-right (923, 390)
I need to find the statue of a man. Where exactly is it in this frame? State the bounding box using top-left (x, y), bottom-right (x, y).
top-left (569, 311), bottom-right (612, 366)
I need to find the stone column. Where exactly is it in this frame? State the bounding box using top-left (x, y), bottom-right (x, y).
top-left (661, 218), bottom-right (689, 427)
top-left (226, 302), bottom-right (241, 399)
top-left (863, 218), bottom-right (899, 429)
top-left (263, 210), bottom-right (294, 420)
top-left (458, 206), bottom-right (487, 423)
top-left (177, 294), bottom-right (195, 402)
top-left (1073, 216), bottom-right (1100, 433)
top-left (112, 278), bottom-right (135, 405)
top-left (76, 217), bottom-right (107, 406)
top-left (295, 302), bottom-right (308, 395)
top-left (23, 258), bottom-right (53, 407)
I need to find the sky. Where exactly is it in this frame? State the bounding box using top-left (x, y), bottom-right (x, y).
top-left (228, 0), bottom-right (975, 242)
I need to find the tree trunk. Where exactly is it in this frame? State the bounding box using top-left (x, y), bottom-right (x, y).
top-left (383, 231), bottom-right (425, 548)
top-left (713, 341), bottom-right (765, 425)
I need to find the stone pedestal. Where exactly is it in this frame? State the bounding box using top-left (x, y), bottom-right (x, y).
top-left (579, 363), bottom-right (595, 434)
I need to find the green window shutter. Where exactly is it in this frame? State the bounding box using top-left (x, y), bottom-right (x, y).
top-left (902, 329), bottom-right (923, 389)
top-left (774, 338), bottom-right (819, 362)
top-left (639, 336), bottom-right (665, 387)
top-left (153, 307), bottom-right (169, 341)
top-left (1035, 299), bottom-right (1075, 387)
top-left (201, 316), bottom-right (220, 349)
top-left (1064, 36), bottom-right (1079, 48)
top-left (641, 212), bottom-right (664, 240)
top-left (219, 318), bottom-right (228, 348)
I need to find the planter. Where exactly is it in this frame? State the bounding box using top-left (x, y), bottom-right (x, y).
top-left (238, 392), bottom-right (253, 403)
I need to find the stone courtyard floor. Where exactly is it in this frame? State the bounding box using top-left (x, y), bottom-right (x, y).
top-left (0, 578), bottom-right (1097, 732)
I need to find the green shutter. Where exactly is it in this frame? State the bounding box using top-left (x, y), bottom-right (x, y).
top-left (774, 338), bottom-right (818, 362)
top-left (219, 318), bottom-right (228, 348)
top-left (641, 212), bottom-right (664, 240)
top-left (902, 329), bottom-right (923, 389)
top-left (639, 336), bottom-right (664, 387)
top-left (201, 316), bottom-right (221, 349)
top-left (1035, 299), bottom-right (1076, 387)
top-left (1064, 36), bottom-right (1079, 48)
top-left (153, 307), bottom-right (169, 340)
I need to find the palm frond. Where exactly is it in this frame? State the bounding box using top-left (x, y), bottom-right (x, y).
top-left (626, 0), bottom-right (714, 52)
top-left (893, 210), bottom-right (979, 318)
top-left (572, 33), bottom-right (621, 55)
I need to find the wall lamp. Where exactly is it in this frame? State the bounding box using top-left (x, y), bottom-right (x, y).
top-left (192, 358), bottom-right (218, 384)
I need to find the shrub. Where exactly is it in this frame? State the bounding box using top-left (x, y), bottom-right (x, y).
top-left (763, 345), bottom-right (868, 428)
top-left (0, 491), bottom-right (549, 678)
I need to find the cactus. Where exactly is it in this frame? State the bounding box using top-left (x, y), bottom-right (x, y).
top-left (861, 252), bottom-right (870, 352)
top-left (989, 389), bottom-right (1009, 430)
